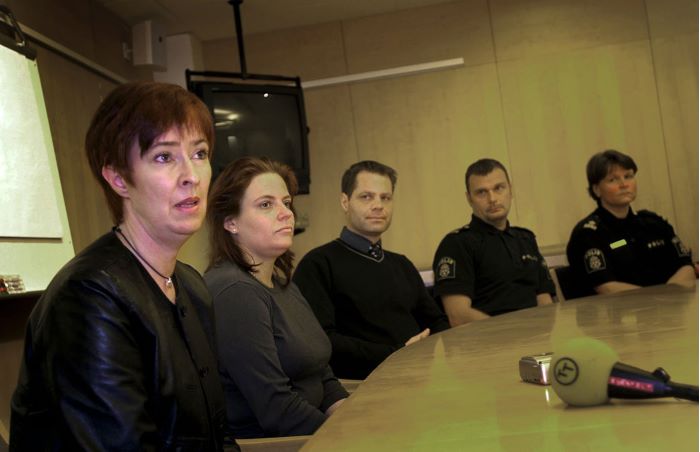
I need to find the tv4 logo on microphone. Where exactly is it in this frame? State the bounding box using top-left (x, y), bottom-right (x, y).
top-left (553, 357), bottom-right (579, 385)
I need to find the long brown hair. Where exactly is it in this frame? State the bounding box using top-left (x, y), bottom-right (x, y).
top-left (207, 157), bottom-right (298, 285)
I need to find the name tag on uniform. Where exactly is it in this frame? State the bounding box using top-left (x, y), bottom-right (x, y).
top-left (609, 239), bottom-right (627, 250)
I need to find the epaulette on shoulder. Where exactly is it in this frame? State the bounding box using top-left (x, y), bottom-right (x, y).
top-left (637, 209), bottom-right (662, 220)
top-left (637, 209), bottom-right (670, 226)
top-left (511, 225), bottom-right (535, 236)
top-left (579, 213), bottom-right (601, 231)
top-left (448, 224), bottom-right (470, 234)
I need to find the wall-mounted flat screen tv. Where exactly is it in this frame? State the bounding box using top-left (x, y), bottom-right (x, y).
top-left (191, 81), bottom-right (311, 194)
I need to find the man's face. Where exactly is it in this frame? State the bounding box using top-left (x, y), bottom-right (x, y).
top-left (341, 171), bottom-right (394, 242)
top-left (466, 168), bottom-right (512, 229)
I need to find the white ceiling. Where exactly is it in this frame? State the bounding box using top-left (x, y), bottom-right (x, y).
top-left (96, 0), bottom-right (456, 42)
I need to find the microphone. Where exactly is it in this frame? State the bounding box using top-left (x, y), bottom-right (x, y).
top-left (548, 337), bottom-right (699, 406)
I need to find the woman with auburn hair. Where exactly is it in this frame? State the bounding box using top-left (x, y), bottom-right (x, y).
top-left (11, 81), bottom-right (234, 451)
top-left (205, 157), bottom-right (347, 438)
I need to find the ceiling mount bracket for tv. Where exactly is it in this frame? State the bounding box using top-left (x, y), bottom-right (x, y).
top-left (185, 0), bottom-right (300, 89)
top-left (228, 0), bottom-right (247, 77)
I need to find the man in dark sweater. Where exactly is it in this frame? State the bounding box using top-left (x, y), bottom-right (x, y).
top-left (293, 161), bottom-right (450, 380)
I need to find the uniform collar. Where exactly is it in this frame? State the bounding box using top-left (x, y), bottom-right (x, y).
top-left (469, 214), bottom-right (512, 235)
top-left (339, 227), bottom-right (384, 261)
top-left (595, 205), bottom-right (636, 223)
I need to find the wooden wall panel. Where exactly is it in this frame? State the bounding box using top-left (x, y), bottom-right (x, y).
top-left (343, 0), bottom-right (493, 73)
top-left (499, 41), bottom-right (674, 246)
top-left (7, 0), bottom-right (150, 81)
top-left (202, 21), bottom-right (347, 81)
top-left (645, 0), bottom-right (698, 38)
top-left (36, 47), bottom-right (115, 253)
top-left (6, 0), bottom-right (94, 60)
top-left (490, 0), bottom-right (648, 61)
top-left (647, 0), bottom-right (699, 261)
top-left (179, 226), bottom-right (210, 273)
top-left (290, 85), bottom-right (359, 260)
top-left (349, 65), bottom-right (508, 269)
top-left (649, 34), bottom-right (699, 256)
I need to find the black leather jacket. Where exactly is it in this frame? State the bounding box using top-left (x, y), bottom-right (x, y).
top-left (10, 232), bottom-right (237, 451)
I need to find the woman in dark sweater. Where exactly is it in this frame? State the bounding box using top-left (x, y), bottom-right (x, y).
top-left (205, 157), bottom-right (347, 438)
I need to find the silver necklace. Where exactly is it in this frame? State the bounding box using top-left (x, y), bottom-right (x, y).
top-left (115, 227), bottom-right (174, 288)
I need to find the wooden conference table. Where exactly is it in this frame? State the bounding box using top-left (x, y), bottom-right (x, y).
top-left (302, 285), bottom-right (699, 451)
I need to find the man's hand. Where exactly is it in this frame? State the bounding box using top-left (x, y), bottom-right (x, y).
top-left (325, 398), bottom-right (346, 415)
top-left (442, 294), bottom-right (489, 326)
top-left (405, 328), bottom-right (430, 346)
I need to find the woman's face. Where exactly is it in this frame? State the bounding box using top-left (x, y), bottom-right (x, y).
top-left (226, 172), bottom-right (294, 264)
top-left (593, 165), bottom-right (637, 211)
top-left (118, 126), bottom-right (211, 242)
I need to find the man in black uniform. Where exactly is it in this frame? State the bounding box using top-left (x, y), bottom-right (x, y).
top-left (566, 149), bottom-right (695, 294)
top-left (433, 159), bottom-right (554, 327)
top-left (293, 161), bottom-right (449, 379)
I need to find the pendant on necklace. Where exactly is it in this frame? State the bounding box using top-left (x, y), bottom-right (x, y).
top-left (165, 277), bottom-right (173, 288)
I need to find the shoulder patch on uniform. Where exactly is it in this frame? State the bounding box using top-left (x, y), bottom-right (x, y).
top-left (511, 225), bottom-right (534, 235)
top-left (637, 209), bottom-right (658, 217)
top-left (583, 220), bottom-right (598, 231)
top-left (672, 236), bottom-right (691, 257)
top-left (435, 257), bottom-right (456, 281)
top-left (637, 210), bottom-right (665, 221)
top-left (521, 253), bottom-right (539, 262)
top-left (583, 248), bottom-right (606, 274)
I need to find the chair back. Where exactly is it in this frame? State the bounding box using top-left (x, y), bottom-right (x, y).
top-left (554, 266), bottom-right (596, 300)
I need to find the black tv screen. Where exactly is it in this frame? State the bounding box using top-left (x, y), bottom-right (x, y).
top-left (192, 82), bottom-right (310, 194)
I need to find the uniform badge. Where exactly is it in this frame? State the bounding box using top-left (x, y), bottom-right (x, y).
top-left (583, 220), bottom-right (598, 231)
top-left (672, 236), bottom-right (691, 257)
top-left (436, 257), bottom-right (456, 281)
top-left (609, 239), bottom-right (627, 250)
top-left (646, 239), bottom-right (665, 249)
top-left (583, 248), bottom-right (606, 274)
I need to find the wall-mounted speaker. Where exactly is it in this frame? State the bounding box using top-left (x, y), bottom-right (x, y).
top-left (132, 20), bottom-right (166, 69)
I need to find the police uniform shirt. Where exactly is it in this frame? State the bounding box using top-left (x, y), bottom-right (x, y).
top-left (566, 207), bottom-right (693, 290)
top-left (432, 215), bottom-right (555, 316)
